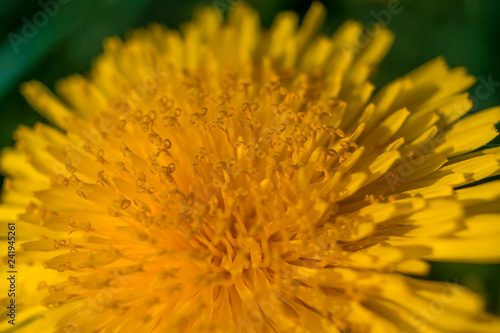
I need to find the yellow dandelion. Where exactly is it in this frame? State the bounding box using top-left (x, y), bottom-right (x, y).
top-left (2, 2), bottom-right (500, 332)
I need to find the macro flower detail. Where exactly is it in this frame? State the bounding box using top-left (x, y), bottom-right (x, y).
top-left (2, 2), bottom-right (500, 332)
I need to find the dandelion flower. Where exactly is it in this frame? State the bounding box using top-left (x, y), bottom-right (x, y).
top-left (2, 2), bottom-right (500, 332)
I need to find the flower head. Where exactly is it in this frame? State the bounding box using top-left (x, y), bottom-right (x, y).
top-left (2, 2), bottom-right (500, 332)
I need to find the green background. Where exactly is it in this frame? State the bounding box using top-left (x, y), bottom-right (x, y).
top-left (1, 0), bottom-right (499, 314)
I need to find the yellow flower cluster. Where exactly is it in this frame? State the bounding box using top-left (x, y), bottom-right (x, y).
top-left (1, 2), bottom-right (500, 332)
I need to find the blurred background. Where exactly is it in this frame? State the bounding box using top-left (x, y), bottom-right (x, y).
top-left (1, 0), bottom-right (499, 314)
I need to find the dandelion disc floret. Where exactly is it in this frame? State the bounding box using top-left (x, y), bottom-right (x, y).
top-left (2, 2), bottom-right (500, 333)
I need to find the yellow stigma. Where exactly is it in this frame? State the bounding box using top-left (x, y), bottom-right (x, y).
top-left (2, 2), bottom-right (500, 333)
